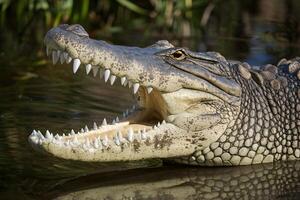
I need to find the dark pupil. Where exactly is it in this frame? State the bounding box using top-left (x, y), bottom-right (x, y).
top-left (173, 51), bottom-right (183, 58)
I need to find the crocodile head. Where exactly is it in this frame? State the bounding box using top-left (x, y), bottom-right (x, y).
top-left (29, 24), bottom-right (242, 163)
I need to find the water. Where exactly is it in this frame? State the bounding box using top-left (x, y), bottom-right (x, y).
top-left (1, 2), bottom-right (300, 199)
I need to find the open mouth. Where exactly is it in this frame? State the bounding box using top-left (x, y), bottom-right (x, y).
top-left (29, 48), bottom-right (167, 152)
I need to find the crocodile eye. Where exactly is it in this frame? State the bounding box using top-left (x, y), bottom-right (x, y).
top-left (171, 50), bottom-right (186, 61)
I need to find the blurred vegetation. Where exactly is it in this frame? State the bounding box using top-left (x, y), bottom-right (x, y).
top-left (0, 0), bottom-right (299, 66)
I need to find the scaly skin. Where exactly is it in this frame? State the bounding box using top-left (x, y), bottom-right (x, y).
top-left (28, 24), bottom-right (300, 166)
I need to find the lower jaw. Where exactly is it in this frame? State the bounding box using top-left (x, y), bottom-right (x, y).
top-left (29, 122), bottom-right (196, 162)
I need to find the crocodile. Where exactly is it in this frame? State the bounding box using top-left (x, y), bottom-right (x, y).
top-left (28, 24), bottom-right (300, 166)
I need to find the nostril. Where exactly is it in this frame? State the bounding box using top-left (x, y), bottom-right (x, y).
top-left (66, 24), bottom-right (89, 37)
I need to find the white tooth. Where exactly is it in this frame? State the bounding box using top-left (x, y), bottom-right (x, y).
top-left (31, 130), bottom-right (37, 137)
top-left (62, 133), bottom-right (66, 137)
top-left (73, 136), bottom-right (79, 144)
top-left (122, 112), bottom-right (126, 118)
top-left (71, 129), bottom-right (75, 135)
top-left (110, 75), bottom-right (116, 85)
top-left (114, 134), bottom-right (121, 146)
top-left (93, 122), bottom-right (98, 130)
top-left (162, 120), bottom-right (166, 124)
top-left (92, 66), bottom-right (98, 77)
top-left (93, 139), bottom-right (99, 149)
top-left (127, 128), bottom-right (134, 142)
top-left (85, 138), bottom-right (91, 147)
top-left (73, 59), bottom-right (81, 74)
top-left (133, 83), bottom-right (140, 94)
top-left (52, 51), bottom-right (59, 64)
top-left (85, 64), bottom-right (92, 74)
top-left (81, 128), bottom-right (84, 133)
top-left (60, 52), bottom-right (65, 64)
top-left (46, 130), bottom-right (53, 140)
top-left (157, 122), bottom-right (160, 127)
top-left (128, 81), bottom-right (132, 88)
top-left (102, 135), bottom-right (109, 146)
top-left (123, 79), bottom-right (128, 87)
top-left (141, 131), bottom-right (147, 140)
top-left (153, 125), bottom-right (157, 130)
top-left (37, 131), bottom-right (45, 140)
top-left (104, 69), bottom-right (111, 82)
top-left (120, 77), bottom-right (126, 85)
top-left (147, 87), bottom-right (153, 94)
top-left (46, 47), bottom-right (50, 56)
top-left (117, 130), bottom-right (123, 139)
top-left (112, 119), bottom-right (116, 125)
top-left (84, 125), bottom-right (89, 132)
top-left (115, 116), bottom-right (119, 123)
top-left (102, 118), bottom-right (107, 126)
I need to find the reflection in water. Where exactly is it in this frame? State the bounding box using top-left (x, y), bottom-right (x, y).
top-left (49, 161), bottom-right (300, 200)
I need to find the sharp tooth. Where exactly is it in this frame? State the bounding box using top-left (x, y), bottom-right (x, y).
top-left (81, 128), bottom-right (84, 133)
top-left (112, 119), bottom-right (116, 125)
top-left (117, 130), bottom-right (123, 139)
top-left (71, 129), bottom-right (75, 135)
top-left (114, 134), bottom-right (121, 146)
top-left (85, 64), bottom-right (92, 74)
top-left (141, 131), bottom-right (147, 140)
top-left (37, 130), bottom-right (45, 140)
top-left (157, 122), bottom-right (160, 127)
top-left (45, 130), bottom-right (53, 139)
top-left (110, 75), bottom-right (116, 85)
top-left (102, 135), bottom-right (109, 146)
top-left (52, 51), bottom-right (59, 64)
top-left (84, 125), bottom-right (89, 132)
top-left (162, 120), bottom-right (166, 124)
top-left (153, 125), bottom-right (157, 130)
top-left (60, 52), bottom-right (65, 64)
top-left (104, 69), bottom-right (110, 82)
top-left (127, 128), bottom-right (134, 142)
top-left (92, 66), bottom-right (98, 77)
top-left (120, 77), bottom-right (126, 85)
top-left (93, 122), bottom-right (98, 130)
top-left (85, 138), bottom-right (91, 147)
top-left (128, 81), bottom-right (132, 88)
top-left (147, 87), bottom-right (153, 94)
top-left (93, 138), bottom-right (99, 149)
top-left (73, 136), bottom-right (79, 144)
top-left (46, 47), bottom-right (50, 56)
top-left (133, 83), bottom-right (140, 94)
top-left (62, 133), bottom-right (66, 137)
top-left (122, 112), bottom-right (126, 118)
top-left (31, 130), bottom-right (37, 137)
top-left (123, 79), bottom-right (128, 87)
top-left (115, 116), bottom-right (119, 123)
top-left (102, 118), bottom-right (107, 126)
top-left (73, 59), bottom-right (81, 74)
